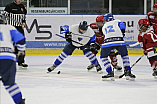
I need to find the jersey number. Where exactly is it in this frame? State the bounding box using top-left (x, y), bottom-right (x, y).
top-left (0, 32), bottom-right (3, 41)
top-left (104, 25), bottom-right (115, 34)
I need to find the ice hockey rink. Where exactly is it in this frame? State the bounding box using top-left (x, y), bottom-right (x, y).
top-left (0, 55), bottom-right (157, 104)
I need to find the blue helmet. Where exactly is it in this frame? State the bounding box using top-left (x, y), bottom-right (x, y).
top-left (104, 13), bottom-right (114, 22)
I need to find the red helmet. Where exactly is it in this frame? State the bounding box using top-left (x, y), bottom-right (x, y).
top-left (96, 15), bottom-right (104, 22)
top-left (138, 19), bottom-right (149, 27)
top-left (153, 2), bottom-right (157, 8)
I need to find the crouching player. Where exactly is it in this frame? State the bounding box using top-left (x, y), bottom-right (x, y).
top-left (47, 21), bottom-right (103, 74)
top-left (138, 18), bottom-right (157, 78)
top-left (0, 14), bottom-right (25, 104)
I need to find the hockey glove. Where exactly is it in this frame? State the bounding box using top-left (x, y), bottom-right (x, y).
top-left (65, 32), bottom-right (72, 42)
top-left (90, 42), bottom-right (100, 53)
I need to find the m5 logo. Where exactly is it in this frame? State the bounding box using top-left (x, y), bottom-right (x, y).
top-left (25, 19), bottom-right (52, 40)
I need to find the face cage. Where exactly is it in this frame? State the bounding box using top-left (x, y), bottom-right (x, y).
top-left (137, 24), bottom-right (144, 31)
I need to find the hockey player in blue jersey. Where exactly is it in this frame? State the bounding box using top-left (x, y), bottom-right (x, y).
top-left (0, 14), bottom-right (25, 104)
top-left (101, 13), bottom-right (136, 80)
top-left (47, 21), bottom-right (102, 74)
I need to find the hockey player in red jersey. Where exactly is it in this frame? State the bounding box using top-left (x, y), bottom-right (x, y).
top-left (138, 18), bottom-right (157, 78)
top-left (147, 2), bottom-right (157, 33)
top-left (87, 15), bottom-right (122, 71)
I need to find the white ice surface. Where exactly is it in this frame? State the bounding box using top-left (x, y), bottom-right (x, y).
top-left (0, 55), bottom-right (157, 104)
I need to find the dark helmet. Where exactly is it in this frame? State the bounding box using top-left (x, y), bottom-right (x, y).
top-left (0, 13), bottom-right (7, 24)
top-left (79, 21), bottom-right (88, 30)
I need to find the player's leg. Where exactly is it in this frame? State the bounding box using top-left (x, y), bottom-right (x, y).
top-left (109, 50), bottom-right (122, 71)
top-left (82, 47), bottom-right (102, 73)
top-left (15, 27), bottom-right (28, 68)
top-left (148, 56), bottom-right (157, 78)
top-left (0, 59), bottom-right (25, 104)
top-left (47, 43), bottom-right (76, 72)
top-left (101, 47), bottom-right (114, 80)
top-left (87, 52), bottom-right (96, 71)
top-left (116, 45), bottom-right (136, 79)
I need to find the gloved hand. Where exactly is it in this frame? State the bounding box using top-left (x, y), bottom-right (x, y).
top-left (90, 42), bottom-right (100, 53)
top-left (65, 32), bottom-right (72, 42)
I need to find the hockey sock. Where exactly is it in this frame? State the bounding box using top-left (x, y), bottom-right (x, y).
top-left (84, 51), bottom-right (99, 66)
top-left (121, 55), bottom-right (131, 70)
top-left (54, 51), bottom-right (68, 66)
top-left (100, 57), bottom-right (112, 74)
top-left (4, 83), bottom-right (22, 104)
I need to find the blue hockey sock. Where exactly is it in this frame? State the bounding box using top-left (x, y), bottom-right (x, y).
top-left (4, 83), bottom-right (22, 104)
top-left (121, 55), bottom-right (131, 70)
top-left (84, 51), bottom-right (99, 66)
top-left (101, 56), bottom-right (112, 74)
top-left (54, 51), bottom-right (68, 66)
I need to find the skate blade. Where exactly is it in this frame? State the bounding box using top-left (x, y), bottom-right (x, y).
top-left (116, 69), bottom-right (123, 72)
top-left (126, 76), bottom-right (135, 81)
top-left (154, 76), bottom-right (157, 79)
top-left (18, 66), bottom-right (27, 70)
top-left (102, 77), bottom-right (115, 81)
top-left (97, 70), bottom-right (103, 74)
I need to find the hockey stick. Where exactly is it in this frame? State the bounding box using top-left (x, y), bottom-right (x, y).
top-left (55, 34), bottom-right (85, 46)
top-left (119, 54), bottom-right (144, 78)
top-left (126, 42), bottom-right (140, 47)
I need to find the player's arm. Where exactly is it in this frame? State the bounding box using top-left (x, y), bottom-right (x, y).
top-left (60, 25), bottom-right (72, 42)
top-left (10, 29), bottom-right (26, 51)
top-left (118, 21), bottom-right (126, 37)
top-left (87, 35), bottom-right (100, 53)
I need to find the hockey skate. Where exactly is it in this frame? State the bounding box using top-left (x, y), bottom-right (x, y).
top-left (87, 64), bottom-right (94, 71)
top-left (113, 65), bottom-right (122, 71)
top-left (152, 69), bottom-right (157, 79)
top-left (124, 67), bottom-right (136, 81)
top-left (18, 63), bottom-right (28, 69)
top-left (96, 64), bottom-right (103, 74)
top-left (47, 64), bottom-right (57, 73)
top-left (102, 71), bottom-right (115, 81)
top-left (18, 99), bottom-right (25, 104)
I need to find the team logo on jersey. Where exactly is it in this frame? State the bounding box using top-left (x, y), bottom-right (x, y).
top-left (149, 15), bottom-right (154, 19)
top-left (78, 37), bottom-right (83, 41)
top-left (21, 8), bottom-right (23, 11)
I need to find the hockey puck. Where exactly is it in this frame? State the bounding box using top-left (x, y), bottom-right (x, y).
top-left (57, 71), bottom-right (61, 74)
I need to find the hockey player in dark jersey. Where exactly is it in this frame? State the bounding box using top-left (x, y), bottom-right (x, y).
top-left (0, 14), bottom-right (25, 104)
top-left (87, 15), bottom-right (122, 71)
top-left (47, 21), bottom-right (103, 74)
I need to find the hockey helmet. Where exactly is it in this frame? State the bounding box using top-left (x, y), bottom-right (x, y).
top-left (138, 18), bottom-right (149, 32)
top-left (96, 15), bottom-right (104, 22)
top-left (104, 13), bottom-right (114, 22)
top-left (153, 2), bottom-right (157, 8)
top-left (79, 21), bottom-right (88, 30)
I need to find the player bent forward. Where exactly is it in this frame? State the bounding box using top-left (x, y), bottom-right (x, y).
top-left (87, 15), bottom-right (122, 71)
top-left (0, 14), bottom-right (25, 104)
top-left (101, 13), bottom-right (136, 80)
top-left (138, 19), bottom-right (157, 78)
top-left (47, 21), bottom-right (102, 74)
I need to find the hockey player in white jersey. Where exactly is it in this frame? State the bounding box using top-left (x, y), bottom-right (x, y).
top-left (47, 21), bottom-right (102, 73)
top-left (0, 14), bottom-right (25, 104)
top-left (101, 13), bottom-right (136, 80)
